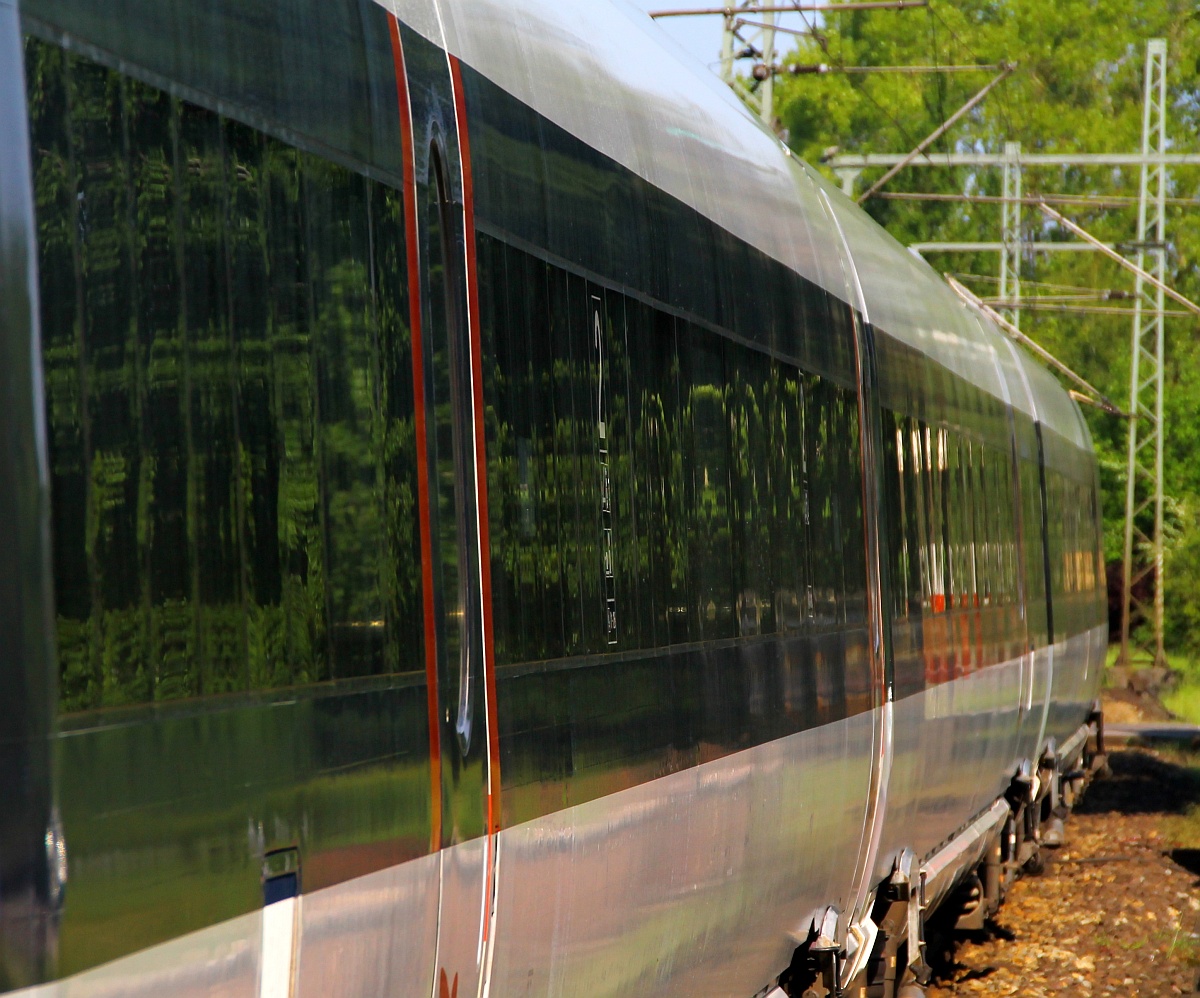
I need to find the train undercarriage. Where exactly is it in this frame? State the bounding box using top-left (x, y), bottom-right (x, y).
top-left (759, 705), bottom-right (1108, 998)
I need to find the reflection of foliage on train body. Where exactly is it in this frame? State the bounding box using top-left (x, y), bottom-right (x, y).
top-left (30, 37), bottom-right (884, 705)
top-left (27, 39), bottom-right (424, 711)
top-left (478, 237), bottom-right (872, 664)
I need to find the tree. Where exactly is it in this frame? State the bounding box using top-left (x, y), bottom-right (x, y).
top-left (770, 0), bottom-right (1200, 645)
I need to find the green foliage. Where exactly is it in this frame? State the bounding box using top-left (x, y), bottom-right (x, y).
top-left (772, 0), bottom-right (1200, 648)
top-left (1164, 682), bottom-right (1200, 725)
top-left (1165, 502), bottom-right (1200, 662)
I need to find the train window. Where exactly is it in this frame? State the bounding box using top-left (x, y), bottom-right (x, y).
top-left (880, 412), bottom-right (905, 619)
top-left (480, 235), bottom-right (519, 664)
top-left (1043, 464), bottom-right (1097, 642)
top-left (917, 423), bottom-right (933, 612)
top-left (1048, 470), bottom-right (1067, 637)
top-left (662, 316), bottom-right (693, 646)
top-left (925, 425), bottom-right (947, 612)
top-left (685, 326), bottom-right (735, 640)
top-left (659, 310), bottom-right (688, 645)
top-left (728, 344), bottom-right (773, 637)
top-left (626, 297), bottom-right (676, 648)
top-left (945, 433), bottom-right (964, 607)
top-left (901, 418), bottom-right (924, 617)
top-left (501, 244), bottom-right (554, 661)
top-left (571, 273), bottom-right (606, 655)
top-left (774, 364), bottom-right (811, 634)
top-left (1001, 445), bottom-right (1018, 608)
top-left (999, 445), bottom-right (1015, 606)
top-left (804, 373), bottom-right (836, 625)
top-left (533, 257), bottom-right (565, 659)
top-left (995, 445), bottom-right (1012, 605)
top-left (604, 288), bottom-right (640, 649)
top-left (1090, 481), bottom-right (1106, 626)
top-left (481, 235), bottom-right (869, 663)
top-left (963, 436), bottom-right (980, 606)
top-left (960, 436), bottom-right (976, 608)
top-left (839, 387), bottom-right (866, 626)
top-left (547, 264), bottom-right (584, 654)
top-left (487, 249), bottom-right (686, 662)
top-left (986, 450), bottom-right (1002, 606)
top-left (29, 41), bottom-right (423, 710)
top-left (1018, 441), bottom-right (1050, 649)
top-left (972, 442), bottom-right (990, 606)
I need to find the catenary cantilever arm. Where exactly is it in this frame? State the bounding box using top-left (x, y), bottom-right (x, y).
top-left (857, 63), bottom-right (1015, 204)
top-left (1037, 201), bottom-right (1200, 320)
top-left (945, 275), bottom-right (1128, 417)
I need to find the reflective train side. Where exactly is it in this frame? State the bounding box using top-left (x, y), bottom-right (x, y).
top-left (0, 0), bottom-right (1106, 995)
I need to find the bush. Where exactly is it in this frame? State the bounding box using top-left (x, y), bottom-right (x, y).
top-left (1165, 500), bottom-right (1200, 662)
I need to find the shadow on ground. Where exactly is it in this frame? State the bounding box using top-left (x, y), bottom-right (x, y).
top-left (1075, 748), bottom-right (1200, 816)
top-left (1172, 848), bottom-right (1200, 878)
top-left (924, 748), bottom-right (1200, 995)
top-left (924, 918), bottom-right (1015, 986)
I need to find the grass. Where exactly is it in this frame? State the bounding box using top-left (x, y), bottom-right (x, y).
top-left (1104, 643), bottom-right (1200, 725)
top-left (1165, 683), bottom-right (1200, 725)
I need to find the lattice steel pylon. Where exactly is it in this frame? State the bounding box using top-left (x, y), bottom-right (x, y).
top-left (719, 3), bottom-right (777, 126)
top-left (1000, 141), bottom-right (1022, 329)
top-left (1119, 38), bottom-right (1169, 669)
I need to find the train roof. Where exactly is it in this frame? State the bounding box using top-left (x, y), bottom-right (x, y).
top-left (402, 0), bottom-right (1089, 450)
top-left (19, 0), bottom-right (1090, 453)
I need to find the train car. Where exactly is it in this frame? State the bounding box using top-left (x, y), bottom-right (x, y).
top-left (0, 0), bottom-right (1108, 995)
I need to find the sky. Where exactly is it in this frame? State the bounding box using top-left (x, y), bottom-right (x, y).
top-left (625, 1), bottom-right (818, 79)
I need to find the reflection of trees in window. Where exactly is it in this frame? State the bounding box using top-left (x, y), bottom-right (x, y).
top-left (1044, 466), bottom-right (1099, 640)
top-left (687, 333), bottom-right (735, 641)
top-left (28, 40), bottom-right (422, 711)
top-left (769, 367), bottom-right (811, 634)
top-left (480, 239), bottom-right (874, 662)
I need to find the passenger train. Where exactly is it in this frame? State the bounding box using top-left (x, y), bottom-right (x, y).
top-left (0, 0), bottom-right (1107, 994)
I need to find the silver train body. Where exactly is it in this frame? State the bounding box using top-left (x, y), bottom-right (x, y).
top-left (0, 0), bottom-right (1106, 995)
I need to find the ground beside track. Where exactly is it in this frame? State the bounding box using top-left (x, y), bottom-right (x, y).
top-left (926, 747), bottom-right (1200, 997)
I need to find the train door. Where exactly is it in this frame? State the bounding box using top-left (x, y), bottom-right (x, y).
top-left (993, 390), bottom-right (1036, 778)
top-left (814, 187), bottom-right (894, 977)
top-left (1000, 336), bottom-right (1054, 765)
top-left (1029, 423), bottom-right (1056, 747)
top-left (418, 139), bottom-right (493, 998)
top-left (417, 138), bottom-right (492, 998)
top-left (395, 16), bottom-right (498, 995)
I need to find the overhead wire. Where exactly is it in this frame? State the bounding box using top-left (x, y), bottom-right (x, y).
top-left (982, 293), bottom-right (1126, 302)
top-left (784, 0), bottom-right (929, 158)
top-left (927, 1), bottom-right (1016, 140)
top-left (917, 1), bottom-right (1027, 283)
top-left (927, 3), bottom-right (948, 153)
top-left (949, 273), bottom-right (1139, 294)
top-left (977, 302), bottom-right (1191, 318)
top-left (877, 190), bottom-right (1200, 208)
top-left (768, 0), bottom-right (1020, 200)
top-left (921, 0), bottom-right (964, 214)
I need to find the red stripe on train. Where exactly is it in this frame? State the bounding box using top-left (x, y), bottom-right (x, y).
top-left (388, 14), bottom-right (443, 856)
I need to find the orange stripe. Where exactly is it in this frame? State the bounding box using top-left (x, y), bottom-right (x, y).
top-left (389, 15), bottom-right (442, 855)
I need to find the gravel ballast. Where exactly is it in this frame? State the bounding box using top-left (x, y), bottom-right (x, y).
top-left (926, 749), bottom-right (1200, 997)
